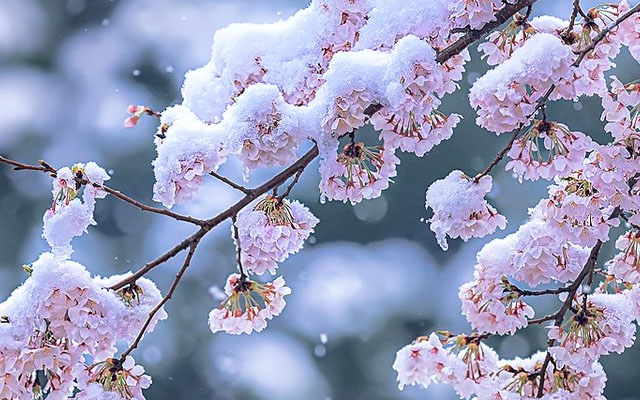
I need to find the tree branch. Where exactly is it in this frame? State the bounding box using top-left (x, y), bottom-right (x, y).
top-left (436, 0), bottom-right (540, 63)
top-left (119, 239), bottom-right (199, 360)
top-left (0, 155), bottom-right (207, 226)
top-left (209, 171), bottom-right (253, 195)
top-left (536, 207), bottom-right (623, 397)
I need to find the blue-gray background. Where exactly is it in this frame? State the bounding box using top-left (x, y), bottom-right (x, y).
top-left (0, 1), bottom-right (638, 399)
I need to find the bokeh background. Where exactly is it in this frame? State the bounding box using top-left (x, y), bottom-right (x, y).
top-left (0, 1), bottom-right (639, 399)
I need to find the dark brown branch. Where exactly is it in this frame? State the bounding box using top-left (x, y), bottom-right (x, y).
top-left (566, 0), bottom-right (583, 33)
top-left (98, 184), bottom-right (206, 226)
top-left (110, 229), bottom-right (206, 290)
top-left (0, 156), bottom-right (56, 175)
top-left (231, 214), bottom-right (247, 281)
top-left (109, 145), bottom-right (320, 290)
top-left (474, 127), bottom-right (521, 182)
top-left (119, 239), bottom-right (199, 360)
top-left (574, 1), bottom-right (640, 65)
top-left (209, 171), bottom-right (253, 195)
top-left (278, 167), bottom-right (305, 200)
top-left (528, 313), bottom-right (558, 325)
top-left (436, 0), bottom-right (540, 63)
top-left (0, 155), bottom-right (206, 227)
top-left (535, 207), bottom-right (623, 397)
top-left (517, 285), bottom-right (572, 297)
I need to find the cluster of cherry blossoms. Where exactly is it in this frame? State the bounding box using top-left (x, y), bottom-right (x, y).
top-left (396, 0), bottom-right (640, 398)
top-left (1, 0), bottom-right (640, 397)
top-left (393, 333), bottom-right (609, 399)
top-left (0, 252), bottom-right (163, 399)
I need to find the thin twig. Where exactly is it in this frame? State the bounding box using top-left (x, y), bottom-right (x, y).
top-left (474, 127), bottom-right (522, 182)
top-left (278, 167), bottom-right (304, 200)
top-left (98, 184), bottom-right (206, 226)
top-left (574, 1), bottom-right (640, 66)
top-left (517, 285), bottom-right (572, 297)
top-left (0, 156), bottom-right (56, 175)
top-left (119, 239), bottom-right (199, 360)
top-left (566, 0), bottom-right (583, 33)
top-left (0, 155), bottom-right (206, 226)
top-left (209, 171), bottom-right (253, 195)
top-left (528, 313), bottom-right (558, 325)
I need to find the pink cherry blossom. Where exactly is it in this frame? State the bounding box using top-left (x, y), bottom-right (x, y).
top-left (425, 171), bottom-right (507, 250)
top-left (235, 195), bottom-right (319, 275)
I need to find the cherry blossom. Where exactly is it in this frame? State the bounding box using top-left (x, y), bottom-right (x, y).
top-left (548, 292), bottom-right (636, 372)
top-left (393, 331), bottom-right (499, 398)
top-left (606, 230), bottom-right (640, 283)
top-left (425, 171), bottom-right (506, 250)
top-left (152, 106), bottom-right (227, 208)
top-left (459, 238), bottom-right (534, 335)
top-left (506, 120), bottom-right (593, 181)
top-left (1, 0), bottom-right (640, 397)
top-left (208, 274), bottom-right (291, 335)
top-left (530, 174), bottom-right (617, 247)
top-left (319, 140), bottom-right (399, 204)
top-left (78, 356), bottom-right (151, 400)
top-left (470, 33), bottom-right (574, 134)
top-left (43, 162), bottom-right (110, 259)
top-left (235, 196), bottom-right (319, 275)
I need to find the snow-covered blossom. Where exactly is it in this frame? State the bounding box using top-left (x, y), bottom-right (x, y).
top-left (78, 356), bottom-right (151, 400)
top-left (0, 253), bottom-right (164, 400)
top-left (489, 351), bottom-right (607, 399)
top-left (208, 274), bottom-right (290, 335)
top-left (508, 220), bottom-right (590, 287)
top-left (607, 230), bottom-right (640, 283)
top-left (223, 84), bottom-right (304, 170)
top-left (235, 196), bottom-right (318, 275)
top-left (43, 162), bottom-right (110, 259)
top-left (470, 33), bottom-right (574, 134)
top-left (548, 292), bottom-right (636, 372)
top-left (506, 120), bottom-right (593, 181)
top-left (459, 238), bottom-right (534, 335)
top-left (319, 140), bottom-right (399, 204)
top-left (152, 106), bottom-right (227, 208)
top-left (425, 171), bottom-right (506, 250)
top-left (393, 331), bottom-right (499, 398)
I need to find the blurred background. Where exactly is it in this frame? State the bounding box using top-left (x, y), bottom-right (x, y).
top-left (0, 1), bottom-right (639, 399)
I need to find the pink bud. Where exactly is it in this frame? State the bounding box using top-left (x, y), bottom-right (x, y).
top-left (123, 115), bottom-right (139, 128)
top-left (127, 105), bottom-right (140, 114)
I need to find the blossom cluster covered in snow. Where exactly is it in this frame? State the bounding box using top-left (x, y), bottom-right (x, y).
top-left (0, 253), bottom-right (164, 399)
top-left (1, 0), bottom-right (640, 398)
top-left (395, 1), bottom-right (640, 399)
